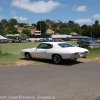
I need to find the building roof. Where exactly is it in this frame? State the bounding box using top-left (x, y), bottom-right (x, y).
top-left (6, 34), bottom-right (20, 37)
top-left (71, 36), bottom-right (89, 39)
top-left (51, 35), bottom-right (72, 38)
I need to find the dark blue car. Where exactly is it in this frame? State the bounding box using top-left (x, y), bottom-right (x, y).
top-left (77, 37), bottom-right (100, 47)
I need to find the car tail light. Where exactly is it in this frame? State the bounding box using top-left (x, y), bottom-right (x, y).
top-left (74, 52), bottom-right (79, 55)
top-left (84, 51), bottom-right (88, 54)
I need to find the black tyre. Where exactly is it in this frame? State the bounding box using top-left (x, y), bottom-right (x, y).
top-left (72, 58), bottom-right (77, 61)
top-left (25, 53), bottom-right (32, 60)
top-left (52, 54), bottom-right (63, 64)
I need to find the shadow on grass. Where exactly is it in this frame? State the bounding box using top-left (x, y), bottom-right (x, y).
top-left (20, 58), bottom-right (83, 66)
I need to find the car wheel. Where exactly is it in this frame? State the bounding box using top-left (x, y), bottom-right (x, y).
top-left (25, 53), bottom-right (32, 60)
top-left (73, 58), bottom-right (77, 61)
top-left (52, 54), bottom-right (63, 64)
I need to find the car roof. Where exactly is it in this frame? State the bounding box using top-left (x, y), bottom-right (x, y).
top-left (41, 42), bottom-right (67, 44)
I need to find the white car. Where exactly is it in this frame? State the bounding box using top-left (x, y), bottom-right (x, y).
top-left (21, 42), bottom-right (89, 64)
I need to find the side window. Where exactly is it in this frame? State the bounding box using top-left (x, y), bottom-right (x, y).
top-left (37, 43), bottom-right (53, 49)
top-left (46, 44), bottom-right (53, 49)
top-left (37, 43), bottom-right (45, 49)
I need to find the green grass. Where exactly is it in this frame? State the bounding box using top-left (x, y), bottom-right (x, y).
top-left (88, 48), bottom-right (100, 58)
top-left (0, 41), bottom-right (100, 66)
top-left (0, 42), bottom-right (40, 66)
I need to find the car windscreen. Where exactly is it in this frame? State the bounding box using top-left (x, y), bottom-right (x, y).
top-left (58, 43), bottom-right (75, 48)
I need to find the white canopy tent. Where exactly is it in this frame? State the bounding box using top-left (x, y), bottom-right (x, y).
top-left (0, 35), bottom-right (7, 40)
top-left (0, 35), bottom-right (8, 52)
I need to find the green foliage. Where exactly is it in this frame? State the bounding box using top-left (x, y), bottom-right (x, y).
top-left (0, 18), bottom-right (19, 36)
top-left (8, 18), bottom-right (18, 26)
top-left (0, 22), bottom-right (4, 30)
top-left (81, 25), bottom-right (100, 38)
top-left (19, 33), bottom-right (27, 40)
top-left (1, 18), bottom-right (100, 38)
top-left (36, 21), bottom-right (47, 34)
top-left (56, 28), bottom-right (70, 34)
top-left (45, 19), bottom-right (53, 28)
top-left (0, 29), bottom-right (7, 36)
top-left (94, 20), bottom-right (99, 25)
top-left (0, 22), bottom-right (7, 36)
top-left (81, 24), bottom-right (88, 29)
top-left (1, 19), bottom-right (8, 27)
top-left (31, 23), bottom-right (37, 27)
top-left (7, 27), bottom-right (19, 34)
top-left (51, 23), bottom-right (57, 33)
top-left (19, 23), bottom-right (28, 27)
top-left (22, 28), bottom-right (31, 36)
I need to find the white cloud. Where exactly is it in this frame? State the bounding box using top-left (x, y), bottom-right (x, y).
top-left (76, 6), bottom-right (87, 12)
top-left (75, 19), bottom-right (92, 23)
top-left (13, 16), bottom-right (28, 21)
top-left (0, 6), bottom-right (3, 11)
top-left (93, 14), bottom-right (100, 19)
top-left (11, 0), bottom-right (61, 13)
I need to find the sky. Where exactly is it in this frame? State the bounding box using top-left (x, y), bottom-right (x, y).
top-left (0, 0), bottom-right (100, 26)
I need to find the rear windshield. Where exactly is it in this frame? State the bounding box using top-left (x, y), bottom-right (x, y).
top-left (58, 43), bottom-right (74, 48)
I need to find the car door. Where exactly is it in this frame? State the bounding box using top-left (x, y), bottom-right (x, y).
top-left (34, 43), bottom-right (47, 59)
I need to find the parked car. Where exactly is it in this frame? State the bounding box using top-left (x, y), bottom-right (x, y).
top-left (21, 42), bottom-right (89, 64)
top-left (77, 37), bottom-right (100, 47)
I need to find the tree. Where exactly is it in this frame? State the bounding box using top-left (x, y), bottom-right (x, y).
top-left (0, 22), bottom-right (7, 36)
top-left (56, 28), bottom-right (70, 34)
top-left (6, 18), bottom-right (19, 35)
top-left (36, 21), bottom-right (47, 34)
top-left (31, 23), bottom-right (37, 27)
top-left (1, 19), bottom-right (8, 27)
top-left (72, 27), bottom-right (80, 34)
top-left (81, 26), bottom-right (92, 36)
top-left (19, 33), bottom-right (27, 40)
top-left (45, 19), bottom-right (54, 28)
top-left (92, 25), bottom-right (100, 38)
top-left (67, 20), bottom-right (75, 28)
top-left (22, 29), bottom-right (31, 36)
top-left (81, 24), bottom-right (88, 29)
top-left (1, 17), bottom-right (100, 38)
top-left (8, 18), bottom-right (18, 26)
top-left (55, 20), bottom-right (62, 29)
top-left (0, 22), bottom-right (4, 30)
top-left (19, 23), bottom-right (27, 27)
top-left (51, 22), bottom-right (57, 34)
top-left (58, 23), bottom-right (68, 29)
top-left (94, 20), bottom-right (99, 26)
top-left (7, 26), bottom-right (19, 34)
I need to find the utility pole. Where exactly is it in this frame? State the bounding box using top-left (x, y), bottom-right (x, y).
top-left (91, 24), bottom-right (92, 41)
top-left (40, 19), bottom-right (42, 35)
top-left (40, 21), bottom-right (41, 35)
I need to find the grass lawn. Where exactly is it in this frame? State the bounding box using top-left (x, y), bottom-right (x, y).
top-left (0, 41), bottom-right (100, 66)
top-left (88, 48), bottom-right (100, 58)
top-left (0, 42), bottom-right (40, 66)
